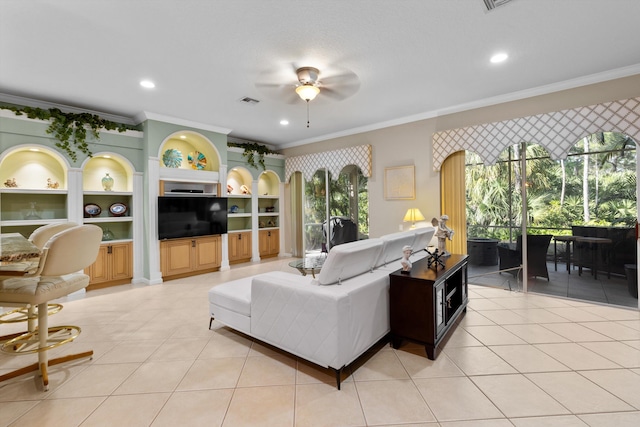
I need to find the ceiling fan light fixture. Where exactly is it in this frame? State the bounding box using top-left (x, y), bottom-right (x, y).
top-left (295, 84), bottom-right (320, 101)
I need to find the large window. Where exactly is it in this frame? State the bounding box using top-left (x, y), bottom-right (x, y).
top-left (466, 132), bottom-right (636, 241)
top-left (303, 165), bottom-right (368, 255)
top-left (465, 132), bottom-right (637, 306)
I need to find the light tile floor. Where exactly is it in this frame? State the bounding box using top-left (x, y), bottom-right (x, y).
top-left (1, 257), bottom-right (640, 426)
top-left (468, 261), bottom-right (639, 309)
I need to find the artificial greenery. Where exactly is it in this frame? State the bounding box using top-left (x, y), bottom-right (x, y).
top-left (0, 105), bottom-right (135, 162)
top-left (227, 141), bottom-right (279, 170)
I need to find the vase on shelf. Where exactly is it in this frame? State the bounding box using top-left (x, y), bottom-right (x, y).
top-left (101, 173), bottom-right (114, 191)
top-left (24, 202), bottom-right (41, 220)
top-left (102, 228), bottom-right (115, 241)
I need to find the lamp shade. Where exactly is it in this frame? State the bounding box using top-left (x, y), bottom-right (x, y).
top-left (295, 84), bottom-right (320, 101)
top-left (403, 208), bottom-right (425, 223)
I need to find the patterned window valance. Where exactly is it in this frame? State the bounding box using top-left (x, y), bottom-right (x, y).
top-left (285, 144), bottom-right (372, 182)
top-left (432, 97), bottom-right (640, 171)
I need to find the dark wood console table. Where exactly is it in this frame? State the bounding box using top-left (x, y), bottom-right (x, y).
top-left (389, 253), bottom-right (468, 360)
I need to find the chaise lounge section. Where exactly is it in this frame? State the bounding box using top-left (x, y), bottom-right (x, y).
top-left (208, 226), bottom-right (435, 388)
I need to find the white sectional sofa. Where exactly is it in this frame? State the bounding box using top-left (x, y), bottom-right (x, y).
top-left (208, 226), bottom-right (435, 388)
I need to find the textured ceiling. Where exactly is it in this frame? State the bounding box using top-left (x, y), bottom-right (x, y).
top-left (1, 0), bottom-right (640, 149)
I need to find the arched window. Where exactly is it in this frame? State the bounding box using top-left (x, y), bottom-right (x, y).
top-left (302, 166), bottom-right (368, 256)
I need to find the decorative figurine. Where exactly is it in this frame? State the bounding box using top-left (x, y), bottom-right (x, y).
top-left (240, 184), bottom-right (251, 194)
top-left (432, 214), bottom-right (454, 256)
top-left (227, 184), bottom-right (233, 194)
top-left (46, 178), bottom-right (59, 189)
top-left (400, 245), bottom-right (412, 274)
top-left (4, 178), bottom-right (17, 188)
top-left (427, 247), bottom-right (446, 270)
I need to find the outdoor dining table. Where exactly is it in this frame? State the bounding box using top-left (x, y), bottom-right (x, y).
top-left (553, 235), bottom-right (579, 274)
top-left (575, 236), bottom-right (613, 280)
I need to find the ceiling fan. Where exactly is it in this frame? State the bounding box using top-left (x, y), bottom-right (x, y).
top-left (255, 64), bottom-right (360, 127)
top-left (256, 64), bottom-right (360, 103)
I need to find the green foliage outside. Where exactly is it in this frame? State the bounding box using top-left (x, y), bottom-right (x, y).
top-left (466, 132), bottom-right (637, 242)
top-left (304, 166), bottom-right (369, 251)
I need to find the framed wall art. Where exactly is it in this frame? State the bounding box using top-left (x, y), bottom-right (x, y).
top-left (384, 165), bottom-right (415, 200)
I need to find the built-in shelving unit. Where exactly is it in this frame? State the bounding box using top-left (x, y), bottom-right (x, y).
top-left (225, 167), bottom-right (282, 262)
top-left (227, 167), bottom-right (253, 233)
top-left (257, 170), bottom-right (280, 231)
top-left (156, 131), bottom-right (224, 278)
top-left (83, 154), bottom-right (135, 242)
top-left (82, 154), bottom-right (136, 287)
top-left (0, 147), bottom-right (69, 237)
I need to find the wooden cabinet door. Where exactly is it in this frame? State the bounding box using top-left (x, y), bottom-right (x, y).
top-left (160, 238), bottom-right (192, 276)
top-left (110, 242), bottom-right (132, 281)
top-left (259, 229), bottom-right (279, 257)
top-left (238, 232), bottom-right (252, 259)
top-left (229, 231), bottom-right (251, 262)
top-left (86, 245), bottom-right (109, 284)
top-left (194, 236), bottom-right (221, 270)
top-left (258, 230), bottom-right (270, 256)
top-left (269, 229), bottom-right (280, 255)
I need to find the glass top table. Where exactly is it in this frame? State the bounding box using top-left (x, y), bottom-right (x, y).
top-left (288, 257), bottom-right (326, 278)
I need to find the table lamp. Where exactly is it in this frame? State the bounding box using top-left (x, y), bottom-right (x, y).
top-left (403, 208), bottom-right (425, 229)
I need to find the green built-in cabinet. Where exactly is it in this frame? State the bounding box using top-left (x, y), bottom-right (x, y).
top-left (226, 164), bottom-right (283, 263)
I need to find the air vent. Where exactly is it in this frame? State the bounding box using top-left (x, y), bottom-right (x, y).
top-left (239, 96), bottom-right (260, 105)
top-left (483, 0), bottom-right (513, 10)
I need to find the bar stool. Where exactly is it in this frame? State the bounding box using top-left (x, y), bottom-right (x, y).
top-left (0, 225), bottom-right (102, 390)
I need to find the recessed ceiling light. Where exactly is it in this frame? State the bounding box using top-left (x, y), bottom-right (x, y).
top-left (280, 120), bottom-right (289, 125)
top-left (490, 52), bottom-right (508, 64)
top-left (140, 80), bottom-right (155, 89)
top-left (180, 135), bottom-right (186, 139)
top-left (103, 155), bottom-right (111, 158)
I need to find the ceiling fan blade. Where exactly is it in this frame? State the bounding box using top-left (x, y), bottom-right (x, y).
top-left (255, 81), bottom-right (299, 103)
top-left (320, 83), bottom-right (360, 101)
top-left (320, 71), bottom-right (359, 87)
top-left (318, 68), bottom-right (360, 100)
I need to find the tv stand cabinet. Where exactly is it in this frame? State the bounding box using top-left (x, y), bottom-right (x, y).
top-left (160, 235), bottom-right (221, 280)
top-left (389, 254), bottom-right (468, 360)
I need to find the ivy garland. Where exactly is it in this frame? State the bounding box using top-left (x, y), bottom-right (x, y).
top-left (0, 105), bottom-right (135, 162)
top-left (227, 141), bottom-right (279, 170)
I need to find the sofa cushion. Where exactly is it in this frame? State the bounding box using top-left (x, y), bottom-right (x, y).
top-left (411, 226), bottom-right (436, 252)
top-left (250, 269), bottom-right (391, 369)
top-left (208, 277), bottom-right (252, 316)
top-left (375, 230), bottom-right (417, 268)
top-left (315, 239), bottom-right (383, 285)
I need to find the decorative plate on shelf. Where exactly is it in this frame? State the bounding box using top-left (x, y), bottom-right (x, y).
top-left (162, 148), bottom-right (183, 168)
top-left (84, 203), bottom-right (102, 218)
top-left (109, 202), bottom-right (128, 217)
top-left (188, 151), bottom-right (207, 170)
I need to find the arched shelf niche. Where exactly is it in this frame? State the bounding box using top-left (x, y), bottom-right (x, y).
top-left (227, 166), bottom-right (253, 196)
top-left (158, 131), bottom-right (220, 172)
top-left (258, 170), bottom-right (280, 197)
top-left (0, 144), bottom-right (69, 190)
top-left (82, 152), bottom-right (135, 192)
top-left (0, 145), bottom-right (70, 236)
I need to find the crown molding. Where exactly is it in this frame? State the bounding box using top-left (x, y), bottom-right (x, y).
top-left (0, 93), bottom-right (137, 126)
top-left (281, 64), bottom-right (640, 149)
top-left (0, 109), bottom-right (143, 138)
top-left (135, 111), bottom-right (232, 135)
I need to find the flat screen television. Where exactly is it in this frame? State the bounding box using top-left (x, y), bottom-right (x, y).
top-left (158, 196), bottom-right (227, 240)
